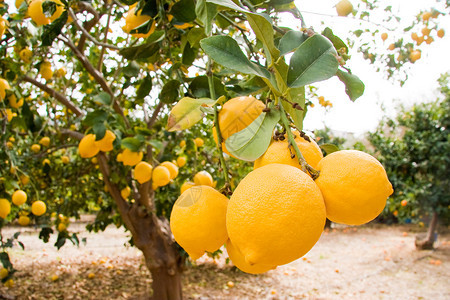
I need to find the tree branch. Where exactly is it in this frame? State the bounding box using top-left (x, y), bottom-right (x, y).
top-left (68, 8), bottom-right (119, 51)
top-left (58, 35), bottom-right (130, 128)
top-left (22, 75), bottom-right (84, 117)
top-left (75, 2), bottom-right (102, 51)
top-left (147, 101), bottom-right (164, 129)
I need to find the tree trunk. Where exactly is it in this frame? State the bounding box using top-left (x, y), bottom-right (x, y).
top-left (415, 211), bottom-right (438, 250)
top-left (97, 154), bottom-right (184, 299)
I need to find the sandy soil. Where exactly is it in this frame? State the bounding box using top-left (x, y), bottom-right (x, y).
top-left (0, 219), bottom-right (448, 300)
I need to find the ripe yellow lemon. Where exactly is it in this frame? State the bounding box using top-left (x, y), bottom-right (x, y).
top-left (180, 181), bottom-right (195, 194)
top-left (160, 161), bottom-right (178, 179)
top-left (121, 186), bottom-right (131, 199)
top-left (437, 28), bottom-right (445, 38)
top-left (31, 143), bottom-right (41, 153)
top-left (39, 62), bottom-right (53, 81)
top-left (226, 164), bottom-right (326, 266)
top-left (61, 155), bottom-right (70, 164)
top-left (134, 161), bottom-right (153, 184)
top-left (78, 134), bottom-right (100, 158)
top-left (8, 94), bottom-right (24, 109)
top-left (12, 190), bottom-right (27, 206)
top-left (0, 78), bottom-right (10, 101)
top-left (254, 133), bottom-right (323, 171)
top-left (315, 150), bottom-right (393, 225)
top-left (381, 32), bottom-right (388, 41)
top-left (0, 268), bottom-right (8, 279)
top-left (57, 223), bottom-right (66, 232)
top-left (95, 130), bottom-right (116, 152)
top-left (18, 215), bottom-right (30, 226)
top-left (194, 137), bottom-right (204, 147)
top-left (122, 4), bottom-right (156, 38)
top-left (19, 48), bottom-right (33, 63)
top-left (213, 96), bottom-right (265, 156)
top-left (0, 199), bottom-right (11, 219)
top-left (170, 185), bottom-right (229, 260)
top-left (152, 166), bottom-right (171, 187)
top-left (176, 156), bottom-right (187, 167)
top-left (39, 136), bottom-right (50, 147)
top-left (409, 50), bottom-right (421, 62)
top-left (336, 0), bottom-right (353, 16)
top-left (121, 148), bottom-right (143, 166)
top-left (226, 239), bottom-right (276, 274)
top-left (55, 67), bottom-right (66, 78)
top-left (31, 200), bottom-right (46, 216)
top-left (179, 140), bottom-right (186, 147)
top-left (28, 0), bottom-right (64, 26)
top-left (193, 171), bottom-right (213, 187)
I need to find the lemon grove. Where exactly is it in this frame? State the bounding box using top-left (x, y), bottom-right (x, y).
top-left (0, 0), bottom-right (436, 297)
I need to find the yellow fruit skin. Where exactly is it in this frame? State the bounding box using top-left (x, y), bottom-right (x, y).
top-left (31, 143), bottom-right (41, 153)
top-left (121, 149), bottom-right (143, 166)
top-left (336, 0), bottom-right (353, 16)
top-left (194, 137), bottom-right (204, 147)
top-left (0, 199), bottom-right (11, 219)
top-left (18, 215), bottom-right (30, 226)
top-left (315, 150), bottom-right (393, 225)
top-left (152, 166), bottom-right (171, 187)
top-left (12, 190), bottom-right (27, 206)
top-left (39, 136), bottom-right (50, 147)
top-left (8, 94), bottom-right (24, 109)
top-left (0, 268), bottom-right (8, 279)
top-left (134, 161), bottom-right (153, 184)
top-left (180, 181), bottom-right (195, 194)
top-left (61, 156), bottom-right (70, 164)
top-left (176, 156), bottom-right (187, 167)
top-left (95, 130), bottom-right (116, 152)
top-left (121, 186), bottom-right (131, 199)
top-left (214, 96), bottom-right (265, 156)
top-left (226, 164), bottom-right (325, 266)
top-left (78, 134), bottom-right (100, 158)
top-left (226, 240), bottom-right (276, 274)
top-left (32, 201), bottom-right (47, 216)
top-left (254, 134), bottom-right (323, 171)
top-left (28, 0), bottom-right (64, 26)
top-left (160, 161), bottom-right (178, 179)
top-left (170, 185), bottom-right (229, 260)
top-left (193, 171), bottom-right (213, 187)
top-left (122, 5), bottom-right (155, 38)
top-left (0, 78), bottom-right (11, 101)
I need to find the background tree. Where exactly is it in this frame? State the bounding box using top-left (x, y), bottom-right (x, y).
top-left (368, 73), bottom-right (450, 249)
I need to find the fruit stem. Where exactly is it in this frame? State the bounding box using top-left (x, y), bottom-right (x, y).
top-left (207, 58), bottom-right (231, 189)
top-left (279, 103), bottom-right (320, 179)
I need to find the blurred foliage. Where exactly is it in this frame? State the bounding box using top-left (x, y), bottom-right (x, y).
top-left (369, 73), bottom-right (450, 224)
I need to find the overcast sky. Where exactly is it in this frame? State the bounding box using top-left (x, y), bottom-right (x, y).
top-left (292, 0), bottom-right (450, 135)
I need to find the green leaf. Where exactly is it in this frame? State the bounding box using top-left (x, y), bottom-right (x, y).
top-left (187, 28), bottom-right (207, 47)
top-left (320, 143), bottom-right (340, 155)
top-left (93, 123), bottom-right (106, 140)
top-left (139, 0), bottom-right (158, 18)
top-left (278, 30), bottom-right (308, 56)
top-left (93, 92), bottom-right (112, 106)
top-left (0, 252), bottom-right (13, 269)
top-left (136, 75), bottom-right (153, 100)
top-left (134, 127), bottom-right (152, 136)
top-left (170, 0), bottom-right (196, 22)
top-left (54, 233), bottom-right (66, 250)
top-left (42, 0), bottom-right (58, 18)
top-left (225, 109), bottom-right (281, 161)
top-left (182, 42), bottom-right (197, 66)
top-left (322, 27), bottom-right (348, 54)
top-left (206, 0), bottom-right (249, 13)
top-left (160, 80), bottom-right (181, 104)
top-left (287, 34), bottom-right (339, 88)
top-left (149, 139), bottom-right (163, 149)
top-left (121, 137), bottom-right (142, 152)
top-left (123, 61), bottom-right (141, 77)
top-left (167, 97), bottom-right (217, 131)
top-left (246, 13), bottom-right (279, 64)
top-left (282, 86), bottom-right (305, 130)
top-left (119, 41), bottom-right (160, 60)
top-left (41, 11), bottom-right (68, 46)
top-left (200, 36), bottom-right (270, 79)
top-left (336, 69), bottom-right (365, 101)
top-left (195, 0), bottom-right (217, 35)
top-left (83, 110), bottom-right (107, 127)
top-left (189, 76), bottom-right (226, 98)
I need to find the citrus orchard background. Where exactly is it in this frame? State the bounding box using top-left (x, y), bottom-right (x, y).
top-left (0, 0), bottom-right (449, 298)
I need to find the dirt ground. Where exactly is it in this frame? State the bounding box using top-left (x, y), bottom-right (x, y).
top-left (0, 218), bottom-right (448, 300)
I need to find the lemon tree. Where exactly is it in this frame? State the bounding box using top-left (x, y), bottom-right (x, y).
top-left (0, 0), bottom-right (403, 297)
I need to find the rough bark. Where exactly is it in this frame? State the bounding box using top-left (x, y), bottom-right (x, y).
top-left (415, 211), bottom-right (438, 250)
top-left (97, 153), bottom-right (184, 299)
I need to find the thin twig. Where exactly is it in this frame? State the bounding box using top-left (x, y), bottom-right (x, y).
top-left (22, 75), bottom-right (84, 117)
